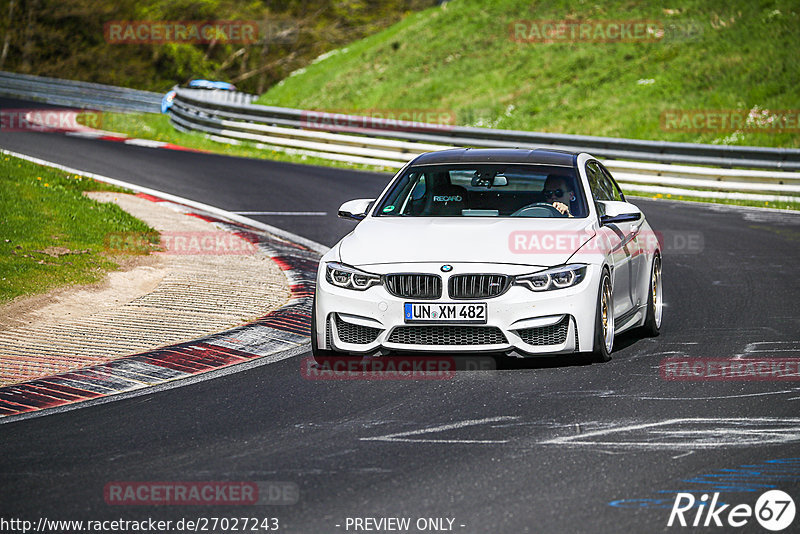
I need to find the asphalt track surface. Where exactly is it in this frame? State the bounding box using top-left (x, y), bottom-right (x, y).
top-left (1, 98), bottom-right (800, 533)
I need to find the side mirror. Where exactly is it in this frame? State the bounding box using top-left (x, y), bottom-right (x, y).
top-left (598, 200), bottom-right (642, 226)
top-left (338, 199), bottom-right (375, 221)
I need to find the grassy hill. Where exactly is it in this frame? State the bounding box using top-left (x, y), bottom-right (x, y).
top-left (257, 0), bottom-right (800, 148)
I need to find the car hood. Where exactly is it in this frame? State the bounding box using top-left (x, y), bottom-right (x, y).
top-left (339, 217), bottom-right (598, 267)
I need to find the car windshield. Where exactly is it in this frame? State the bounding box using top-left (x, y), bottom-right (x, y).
top-left (375, 164), bottom-right (588, 218)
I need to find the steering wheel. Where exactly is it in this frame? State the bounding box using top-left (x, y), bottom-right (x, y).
top-left (510, 202), bottom-right (565, 217)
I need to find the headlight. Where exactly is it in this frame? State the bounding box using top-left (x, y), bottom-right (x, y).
top-left (515, 264), bottom-right (587, 292)
top-left (325, 262), bottom-right (382, 291)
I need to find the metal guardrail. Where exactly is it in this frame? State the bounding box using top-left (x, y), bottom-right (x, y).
top-left (170, 88), bottom-right (800, 202)
top-left (171, 88), bottom-right (800, 171)
top-left (0, 71), bottom-right (257, 114)
top-left (0, 71), bottom-right (162, 113)
top-left (175, 87), bottom-right (258, 107)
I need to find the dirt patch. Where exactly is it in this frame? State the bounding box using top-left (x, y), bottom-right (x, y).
top-left (0, 252), bottom-right (165, 330)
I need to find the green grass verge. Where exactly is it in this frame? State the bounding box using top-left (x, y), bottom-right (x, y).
top-left (257, 0), bottom-right (800, 149)
top-left (629, 192), bottom-right (800, 211)
top-left (0, 154), bottom-right (159, 304)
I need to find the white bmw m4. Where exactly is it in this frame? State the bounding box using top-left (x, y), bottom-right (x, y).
top-left (312, 148), bottom-right (663, 362)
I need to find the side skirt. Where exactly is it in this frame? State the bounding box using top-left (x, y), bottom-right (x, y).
top-left (614, 305), bottom-right (645, 334)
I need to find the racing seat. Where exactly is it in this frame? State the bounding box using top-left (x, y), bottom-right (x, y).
top-left (429, 183), bottom-right (467, 216)
top-left (413, 172), bottom-right (467, 216)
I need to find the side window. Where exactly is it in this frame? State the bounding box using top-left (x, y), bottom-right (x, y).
top-left (401, 174), bottom-right (427, 215)
top-left (410, 175), bottom-right (426, 201)
top-left (585, 161), bottom-right (611, 202)
top-left (598, 164), bottom-right (625, 202)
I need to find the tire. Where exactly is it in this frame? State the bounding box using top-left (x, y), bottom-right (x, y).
top-left (640, 254), bottom-right (663, 337)
top-left (592, 269), bottom-right (614, 363)
top-left (311, 295), bottom-right (338, 362)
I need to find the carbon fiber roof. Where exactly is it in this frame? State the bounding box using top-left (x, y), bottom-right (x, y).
top-left (409, 148), bottom-right (577, 167)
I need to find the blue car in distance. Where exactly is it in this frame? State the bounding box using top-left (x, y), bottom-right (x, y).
top-left (161, 79), bottom-right (237, 113)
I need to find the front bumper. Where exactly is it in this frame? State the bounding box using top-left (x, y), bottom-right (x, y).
top-left (315, 263), bottom-right (602, 357)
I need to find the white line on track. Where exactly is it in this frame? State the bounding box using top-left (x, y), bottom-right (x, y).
top-left (736, 340), bottom-right (800, 359)
top-left (618, 390), bottom-right (799, 401)
top-left (541, 418), bottom-right (800, 449)
top-left (361, 416), bottom-right (519, 444)
top-left (234, 211), bottom-right (328, 216)
top-left (746, 349), bottom-right (800, 353)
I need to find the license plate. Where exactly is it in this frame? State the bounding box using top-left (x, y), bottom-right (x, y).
top-left (404, 302), bottom-right (487, 324)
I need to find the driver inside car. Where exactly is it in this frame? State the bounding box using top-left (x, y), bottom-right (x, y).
top-left (543, 174), bottom-right (577, 217)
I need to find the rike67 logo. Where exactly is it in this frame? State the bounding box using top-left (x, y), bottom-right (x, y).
top-left (668, 490), bottom-right (796, 531)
